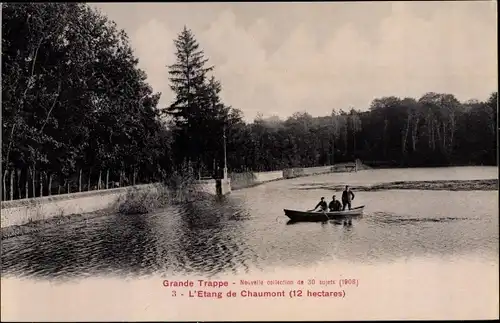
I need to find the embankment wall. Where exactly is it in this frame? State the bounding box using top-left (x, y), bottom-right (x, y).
top-left (229, 163), bottom-right (357, 190)
top-left (283, 165), bottom-right (334, 178)
top-left (254, 171), bottom-right (284, 182)
top-left (1, 184), bottom-right (155, 228)
top-left (0, 179), bottom-right (226, 228)
top-left (229, 160), bottom-right (366, 190)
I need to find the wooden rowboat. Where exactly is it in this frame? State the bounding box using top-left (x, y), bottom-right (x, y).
top-left (283, 206), bottom-right (365, 222)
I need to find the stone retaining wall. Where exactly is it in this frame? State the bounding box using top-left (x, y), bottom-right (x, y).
top-left (0, 183), bottom-right (160, 228)
top-left (254, 171), bottom-right (284, 182)
top-left (230, 161), bottom-right (364, 190)
top-left (1, 178), bottom-right (230, 228)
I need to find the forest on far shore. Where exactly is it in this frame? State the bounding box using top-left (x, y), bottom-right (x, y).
top-left (2, 3), bottom-right (497, 201)
top-left (240, 90), bottom-right (497, 171)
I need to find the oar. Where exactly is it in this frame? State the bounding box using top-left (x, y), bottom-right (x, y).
top-left (310, 208), bottom-right (330, 221)
top-left (322, 209), bottom-right (329, 221)
top-left (307, 208), bottom-right (330, 221)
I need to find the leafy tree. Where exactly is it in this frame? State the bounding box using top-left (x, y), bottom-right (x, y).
top-left (2, 3), bottom-right (171, 199)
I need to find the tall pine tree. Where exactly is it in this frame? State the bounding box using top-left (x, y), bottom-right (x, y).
top-left (166, 26), bottom-right (242, 176)
top-left (167, 26), bottom-right (213, 125)
top-left (166, 26), bottom-right (213, 170)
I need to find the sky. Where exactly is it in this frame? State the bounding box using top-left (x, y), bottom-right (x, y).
top-left (92, 1), bottom-right (497, 122)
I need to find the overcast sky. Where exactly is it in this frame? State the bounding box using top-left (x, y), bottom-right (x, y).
top-left (93, 1), bottom-right (497, 122)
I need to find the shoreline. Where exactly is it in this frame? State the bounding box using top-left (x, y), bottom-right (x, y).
top-left (296, 179), bottom-right (498, 192)
top-left (1, 209), bottom-right (116, 240)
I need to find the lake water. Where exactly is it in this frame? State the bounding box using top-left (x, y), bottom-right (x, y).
top-left (1, 166), bottom-right (498, 320)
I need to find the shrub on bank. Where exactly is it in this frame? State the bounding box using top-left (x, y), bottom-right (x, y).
top-left (117, 187), bottom-right (159, 215)
top-left (117, 170), bottom-right (205, 215)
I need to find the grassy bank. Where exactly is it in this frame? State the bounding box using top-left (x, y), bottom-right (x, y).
top-left (296, 179), bottom-right (498, 192)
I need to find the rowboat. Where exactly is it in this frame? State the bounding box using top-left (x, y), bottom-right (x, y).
top-left (283, 206), bottom-right (365, 222)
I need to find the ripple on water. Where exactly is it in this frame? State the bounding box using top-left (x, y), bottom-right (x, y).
top-left (1, 169), bottom-right (498, 279)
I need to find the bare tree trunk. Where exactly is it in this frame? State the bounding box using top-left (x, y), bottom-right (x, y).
top-left (87, 170), bottom-right (91, 191)
top-left (435, 121), bottom-right (442, 151)
top-left (78, 169), bottom-right (82, 192)
top-left (17, 169), bottom-right (22, 199)
top-left (39, 171), bottom-right (44, 197)
top-left (25, 170), bottom-right (29, 199)
top-left (430, 121), bottom-right (436, 151)
top-left (48, 174), bottom-right (53, 196)
top-left (67, 179), bottom-right (70, 194)
top-left (431, 121), bottom-right (434, 150)
top-left (39, 80), bottom-right (62, 133)
top-left (58, 183), bottom-right (61, 195)
top-left (133, 168), bottom-right (137, 186)
top-left (10, 169), bottom-right (14, 200)
top-left (32, 166), bottom-right (36, 198)
top-left (98, 171), bottom-right (102, 190)
top-left (383, 119), bottom-right (389, 158)
top-left (2, 169), bottom-right (7, 201)
top-left (352, 131), bottom-right (356, 152)
top-left (442, 122), bottom-right (447, 153)
top-left (4, 125), bottom-right (16, 181)
top-left (343, 127), bottom-right (348, 155)
top-left (449, 114), bottom-right (456, 153)
top-left (106, 169), bottom-right (109, 189)
top-left (411, 116), bottom-right (420, 152)
top-left (402, 115), bottom-right (411, 156)
top-left (427, 118), bottom-right (432, 149)
top-left (332, 138), bottom-right (335, 164)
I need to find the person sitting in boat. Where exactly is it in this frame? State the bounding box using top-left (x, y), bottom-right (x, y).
top-left (329, 195), bottom-right (342, 212)
top-left (341, 186), bottom-right (355, 210)
top-left (313, 197), bottom-right (328, 212)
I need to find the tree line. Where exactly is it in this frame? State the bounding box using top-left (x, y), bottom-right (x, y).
top-left (234, 92), bottom-right (497, 171)
top-left (1, 3), bottom-right (497, 201)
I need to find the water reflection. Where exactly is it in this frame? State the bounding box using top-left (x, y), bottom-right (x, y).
top-left (171, 197), bottom-right (253, 276)
top-left (286, 217), bottom-right (357, 226)
top-left (1, 196), bottom-right (256, 279)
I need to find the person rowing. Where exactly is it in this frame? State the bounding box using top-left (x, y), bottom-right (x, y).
top-left (312, 197), bottom-right (328, 212)
top-left (329, 195), bottom-right (342, 212)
